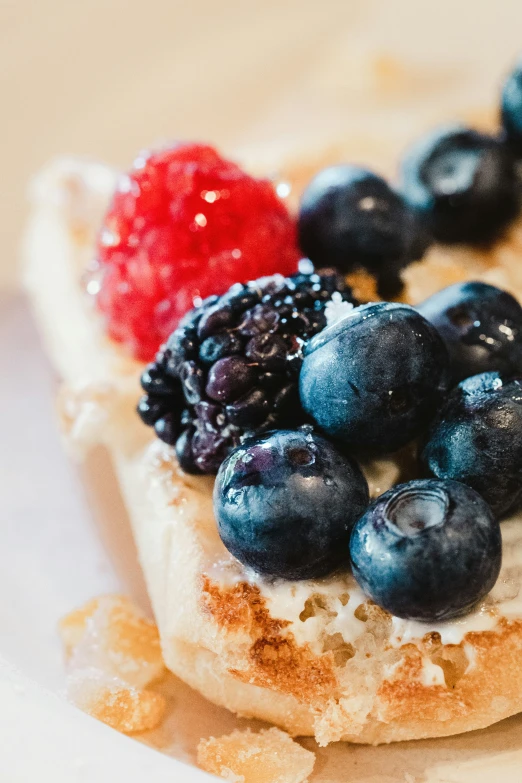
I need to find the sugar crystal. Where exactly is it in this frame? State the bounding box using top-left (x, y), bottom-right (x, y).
top-left (198, 727), bottom-right (315, 783)
top-left (59, 594), bottom-right (165, 688)
top-left (67, 667), bottom-right (166, 733)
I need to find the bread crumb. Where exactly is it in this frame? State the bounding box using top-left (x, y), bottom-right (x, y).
top-left (197, 727), bottom-right (315, 783)
top-left (59, 594), bottom-right (165, 688)
top-left (59, 597), bottom-right (101, 656)
top-left (67, 667), bottom-right (166, 733)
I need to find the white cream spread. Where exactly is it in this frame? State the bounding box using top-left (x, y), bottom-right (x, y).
top-left (207, 497), bottom-right (522, 650)
top-left (420, 658), bottom-right (445, 686)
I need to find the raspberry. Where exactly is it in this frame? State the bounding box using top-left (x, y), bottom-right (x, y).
top-left (137, 270), bottom-right (358, 474)
top-left (95, 144), bottom-right (301, 361)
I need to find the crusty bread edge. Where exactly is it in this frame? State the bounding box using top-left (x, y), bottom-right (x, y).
top-left (23, 156), bottom-right (522, 745)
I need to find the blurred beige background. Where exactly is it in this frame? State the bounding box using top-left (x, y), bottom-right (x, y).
top-left (3, 0), bottom-right (522, 292)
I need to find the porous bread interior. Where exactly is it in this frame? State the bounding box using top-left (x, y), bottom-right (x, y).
top-left (113, 439), bottom-right (522, 745)
top-left (24, 155), bottom-right (522, 745)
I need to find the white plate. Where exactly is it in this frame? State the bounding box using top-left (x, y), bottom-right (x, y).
top-left (0, 296), bottom-right (212, 781)
top-left (4, 294), bottom-right (522, 783)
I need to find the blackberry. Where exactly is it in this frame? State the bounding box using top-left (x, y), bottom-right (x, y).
top-left (137, 270), bottom-right (358, 473)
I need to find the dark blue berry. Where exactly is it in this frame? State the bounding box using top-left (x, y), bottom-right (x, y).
top-left (417, 281), bottom-right (522, 382)
top-left (421, 372), bottom-right (522, 517)
top-left (350, 478), bottom-right (501, 621)
top-left (400, 125), bottom-right (520, 245)
top-left (214, 429), bottom-right (369, 579)
top-left (501, 59), bottom-right (522, 156)
top-left (298, 165), bottom-right (427, 298)
top-left (299, 303), bottom-right (449, 454)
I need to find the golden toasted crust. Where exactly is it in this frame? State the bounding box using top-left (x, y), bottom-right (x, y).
top-left (112, 445), bottom-right (522, 746)
top-left (202, 579), bottom-right (338, 706)
top-left (25, 155), bottom-right (522, 745)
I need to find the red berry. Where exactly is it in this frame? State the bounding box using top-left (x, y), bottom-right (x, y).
top-left (95, 143), bottom-right (300, 361)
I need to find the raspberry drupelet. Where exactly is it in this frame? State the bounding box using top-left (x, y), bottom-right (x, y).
top-left (95, 143), bottom-right (301, 361)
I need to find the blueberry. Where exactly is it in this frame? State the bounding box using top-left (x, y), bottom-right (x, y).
top-left (350, 478), bottom-right (501, 621)
top-left (299, 303), bottom-right (449, 454)
top-left (417, 281), bottom-right (522, 382)
top-left (214, 429), bottom-right (369, 579)
top-left (400, 125), bottom-right (520, 245)
top-left (298, 165), bottom-right (426, 298)
top-left (421, 372), bottom-right (522, 517)
top-left (501, 59), bottom-right (522, 156)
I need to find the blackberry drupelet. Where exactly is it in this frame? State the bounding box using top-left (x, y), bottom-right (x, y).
top-left (137, 270), bottom-right (358, 474)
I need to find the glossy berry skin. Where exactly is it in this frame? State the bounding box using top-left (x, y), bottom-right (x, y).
top-left (96, 143), bottom-right (300, 361)
top-left (350, 479), bottom-right (501, 622)
top-left (421, 372), bottom-right (522, 517)
top-left (501, 60), bottom-right (522, 156)
top-left (299, 303), bottom-right (450, 455)
top-left (400, 126), bottom-right (520, 245)
top-left (417, 281), bottom-right (522, 382)
top-left (137, 271), bottom-right (358, 473)
top-left (214, 429), bottom-right (369, 579)
top-left (297, 165), bottom-right (427, 298)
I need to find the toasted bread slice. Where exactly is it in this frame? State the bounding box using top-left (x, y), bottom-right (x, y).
top-left (24, 156), bottom-right (522, 745)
